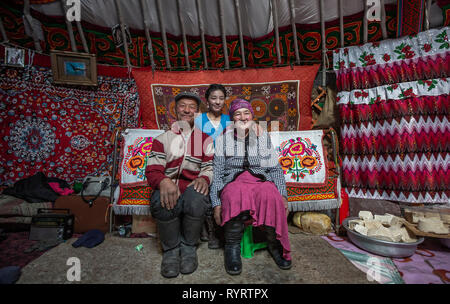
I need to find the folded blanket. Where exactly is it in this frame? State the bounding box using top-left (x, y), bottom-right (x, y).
top-left (0, 194), bottom-right (52, 217)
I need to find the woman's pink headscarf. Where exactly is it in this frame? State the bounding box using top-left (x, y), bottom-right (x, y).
top-left (228, 98), bottom-right (254, 118)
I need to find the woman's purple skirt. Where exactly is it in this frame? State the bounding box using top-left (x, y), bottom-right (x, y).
top-left (220, 171), bottom-right (291, 260)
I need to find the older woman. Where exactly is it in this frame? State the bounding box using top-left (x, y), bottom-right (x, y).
top-left (210, 99), bottom-right (291, 275)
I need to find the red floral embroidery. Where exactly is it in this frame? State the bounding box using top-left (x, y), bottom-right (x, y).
top-left (401, 45), bottom-right (415, 59)
top-left (354, 90), bottom-right (368, 98)
top-left (402, 88), bottom-right (416, 97)
top-left (359, 52), bottom-right (376, 66)
top-left (423, 44), bottom-right (432, 52)
top-left (383, 54), bottom-right (391, 62)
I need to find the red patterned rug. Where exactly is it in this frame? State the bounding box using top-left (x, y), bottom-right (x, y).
top-left (0, 50), bottom-right (140, 186)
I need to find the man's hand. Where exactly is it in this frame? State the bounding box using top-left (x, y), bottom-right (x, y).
top-left (282, 196), bottom-right (289, 216)
top-left (213, 205), bottom-right (222, 226)
top-left (159, 178), bottom-right (181, 210)
top-left (188, 177), bottom-right (209, 196)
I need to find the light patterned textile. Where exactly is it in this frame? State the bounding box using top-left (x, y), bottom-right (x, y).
top-left (119, 129), bottom-right (164, 188)
top-left (270, 130), bottom-right (328, 188)
top-left (334, 27), bottom-right (450, 203)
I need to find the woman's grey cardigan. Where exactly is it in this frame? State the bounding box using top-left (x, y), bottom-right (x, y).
top-left (210, 128), bottom-right (288, 208)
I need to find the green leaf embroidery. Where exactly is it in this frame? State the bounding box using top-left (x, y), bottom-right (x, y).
top-left (439, 42), bottom-right (449, 49)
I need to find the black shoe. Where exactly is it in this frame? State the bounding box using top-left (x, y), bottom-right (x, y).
top-left (180, 243), bottom-right (198, 274)
top-left (200, 221), bottom-right (209, 242)
top-left (267, 244), bottom-right (292, 270)
top-left (266, 227), bottom-right (292, 270)
top-left (223, 217), bottom-right (245, 275)
top-left (205, 215), bottom-right (221, 249)
top-left (156, 218), bottom-right (182, 278)
top-left (161, 246), bottom-right (180, 278)
top-left (224, 244), bottom-right (242, 275)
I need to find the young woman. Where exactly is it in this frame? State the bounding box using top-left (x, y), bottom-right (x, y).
top-left (210, 98), bottom-right (292, 275)
top-left (195, 84), bottom-right (231, 249)
top-left (194, 84), bottom-right (231, 142)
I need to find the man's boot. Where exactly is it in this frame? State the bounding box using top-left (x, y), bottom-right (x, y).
top-left (200, 220), bottom-right (209, 242)
top-left (266, 226), bottom-right (292, 270)
top-left (223, 217), bottom-right (244, 275)
top-left (180, 214), bottom-right (203, 274)
top-left (157, 217), bottom-right (181, 278)
top-left (205, 215), bottom-right (220, 249)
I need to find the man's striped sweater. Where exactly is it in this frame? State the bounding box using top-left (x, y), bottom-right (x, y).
top-left (145, 123), bottom-right (214, 193)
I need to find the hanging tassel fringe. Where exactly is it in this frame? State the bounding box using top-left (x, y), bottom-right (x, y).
top-left (289, 199), bottom-right (340, 212)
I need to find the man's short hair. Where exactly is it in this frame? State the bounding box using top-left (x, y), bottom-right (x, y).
top-left (174, 91), bottom-right (202, 107)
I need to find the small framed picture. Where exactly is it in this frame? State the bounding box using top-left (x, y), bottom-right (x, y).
top-left (50, 50), bottom-right (97, 86)
top-left (4, 47), bottom-right (25, 67)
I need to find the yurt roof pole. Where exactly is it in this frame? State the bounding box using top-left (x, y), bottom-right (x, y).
top-left (339, 0), bottom-right (344, 47)
top-left (380, 0), bottom-right (388, 39)
top-left (288, 0), bottom-right (300, 64)
top-left (60, 0), bottom-right (78, 52)
top-left (155, 0), bottom-right (171, 69)
top-left (363, 0), bottom-right (368, 43)
top-left (271, 0), bottom-right (281, 65)
top-left (319, 0), bottom-right (326, 86)
top-left (75, 21), bottom-right (89, 52)
top-left (0, 17), bottom-right (8, 43)
top-left (24, 0), bottom-right (42, 51)
top-left (176, 0), bottom-right (191, 70)
top-left (140, 0), bottom-right (156, 69)
top-left (114, 0), bottom-right (131, 67)
top-left (218, 0), bottom-right (230, 69)
top-left (195, 0), bottom-right (208, 69)
top-left (424, 0), bottom-right (432, 31)
top-left (234, 0), bottom-right (246, 68)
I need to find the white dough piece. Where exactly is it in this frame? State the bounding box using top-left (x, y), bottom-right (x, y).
top-left (417, 218), bottom-right (449, 234)
top-left (412, 212), bottom-right (426, 224)
top-left (440, 213), bottom-right (450, 224)
top-left (424, 212), bottom-right (441, 219)
top-left (354, 224), bottom-right (368, 236)
top-left (387, 226), bottom-right (403, 243)
top-left (348, 219), bottom-right (364, 230)
top-left (358, 211), bottom-right (373, 221)
top-left (364, 219), bottom-right (383, 234)
top-left (399, 227), bottom-right (418, 243)
top-left (367, 226), bottom-right (396, 242)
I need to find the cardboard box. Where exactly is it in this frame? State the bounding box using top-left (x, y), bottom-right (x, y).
top-left (132, 215), bottom-right (157, 235)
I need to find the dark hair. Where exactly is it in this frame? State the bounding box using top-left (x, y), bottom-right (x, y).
top-left (205, 84), bottom-right (226, 100)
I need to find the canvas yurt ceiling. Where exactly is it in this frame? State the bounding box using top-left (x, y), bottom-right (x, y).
top-left (0, 0), bottom-right (447, 69)
top-left (28, 0), bottom-right (443, 37)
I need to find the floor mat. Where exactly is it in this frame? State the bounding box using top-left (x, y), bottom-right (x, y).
top-left (338, 249), bottom-right (404, 284)
top-left (0, 232), bottom-right (48, 269)
top-left (322, 233), bottom-right (450, 284)
top-left (17, 233), bottom-right (373, 284)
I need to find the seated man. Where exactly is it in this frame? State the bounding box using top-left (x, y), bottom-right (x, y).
top-left (146, 92), bottom-right (214, 278)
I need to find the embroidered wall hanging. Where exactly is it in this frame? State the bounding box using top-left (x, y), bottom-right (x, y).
top-left (132, 65), bottom-right (320, 131)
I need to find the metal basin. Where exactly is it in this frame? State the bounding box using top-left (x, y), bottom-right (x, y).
top-left (343, 217), bottom-right (424, 258)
